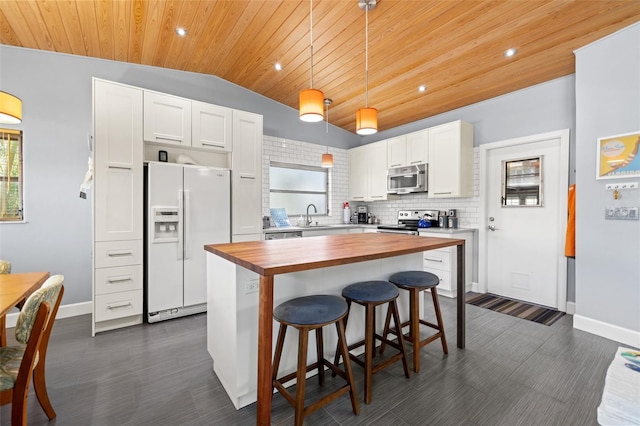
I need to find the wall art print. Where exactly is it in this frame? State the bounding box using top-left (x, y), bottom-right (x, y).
top-left (596, 131), bottom-right (640, 179)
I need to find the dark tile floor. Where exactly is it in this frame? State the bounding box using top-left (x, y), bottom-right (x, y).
top-left (1, 295), bottom-right (626, 425)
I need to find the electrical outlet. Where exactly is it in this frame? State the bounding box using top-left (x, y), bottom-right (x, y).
top-left (605, 182), bottom-right (638, 190)
top-left (245, 279), bottom-right (259, 294)
top-left (605, 206), bottom-right (639, 220)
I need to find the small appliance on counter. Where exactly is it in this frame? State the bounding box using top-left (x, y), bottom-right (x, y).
top-left (447, 209), bottom-right (458, 229)
top-left (377, 210), bottom-right (439, 235)
top-left (357, 205), bottom-right (368, 224)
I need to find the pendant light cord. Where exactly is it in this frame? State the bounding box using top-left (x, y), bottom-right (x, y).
top-left (365, 2), bottom-right (369, 107)
top-left (310, 0), bottom-right (314, 89)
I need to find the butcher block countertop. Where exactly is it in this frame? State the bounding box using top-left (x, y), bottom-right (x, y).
top-left (204, 233), bottom-right (464, 276)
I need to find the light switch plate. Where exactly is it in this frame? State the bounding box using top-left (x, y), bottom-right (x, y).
top-left (244, 279), bottom-right (259, 294)
top-left (605, 206), bottom-right (639, 220)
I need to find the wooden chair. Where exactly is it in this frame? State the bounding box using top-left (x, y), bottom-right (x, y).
top-left (0, 274), bottom-right (64, 425)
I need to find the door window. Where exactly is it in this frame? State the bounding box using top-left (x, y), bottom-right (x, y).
top-left (502, 157), bottom-right (543, 207)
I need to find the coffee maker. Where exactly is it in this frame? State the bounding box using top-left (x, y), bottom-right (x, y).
top-left (357, 206), bottom-right (368, 224)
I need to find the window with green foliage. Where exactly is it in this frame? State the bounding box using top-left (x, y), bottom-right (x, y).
top-left (0, 129), bottom-right (23, 221)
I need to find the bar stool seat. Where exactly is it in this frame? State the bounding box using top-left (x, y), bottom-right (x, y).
top-left (382, 271), bottom-right (448, 373)
top-left (272, 295), bottom-right (359, 426)
top-left (334, 281), bottom-right (410, 404)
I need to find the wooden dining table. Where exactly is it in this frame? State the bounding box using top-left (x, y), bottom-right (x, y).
top-left (205, 233), bottom-right (465, 425)
top-left (0, 272), bottom-right (50, 346)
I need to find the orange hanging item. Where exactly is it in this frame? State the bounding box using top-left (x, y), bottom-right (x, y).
top-left (565, 184), bottom-right (576, 257)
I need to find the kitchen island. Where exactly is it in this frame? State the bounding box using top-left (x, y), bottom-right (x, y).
top-left (204, 233), bottom-right (465, 425)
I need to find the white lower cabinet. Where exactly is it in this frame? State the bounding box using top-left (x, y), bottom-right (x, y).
top-left (419, 230), bottom-right (475, 298)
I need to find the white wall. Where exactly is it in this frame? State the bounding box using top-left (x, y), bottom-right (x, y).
top-left (574, 23), bottom-right (640, 347)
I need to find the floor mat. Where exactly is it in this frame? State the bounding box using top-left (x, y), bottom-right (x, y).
top-left (466, 293), bottom-right (565, 326)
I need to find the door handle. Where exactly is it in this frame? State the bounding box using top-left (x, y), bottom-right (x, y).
top-left (488, 225), bottom-right (498, 231)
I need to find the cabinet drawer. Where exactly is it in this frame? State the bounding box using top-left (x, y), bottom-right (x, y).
top-left (95, 290), bottom-right (143, 322)
top-left (95, 265), bottom-right (142, 295)
top-left (423, 249), bottom-right (451, 271)
top-left (424, 269), bottom-right (452, 293)
top-left (95, 240), bottom-right (142, 268)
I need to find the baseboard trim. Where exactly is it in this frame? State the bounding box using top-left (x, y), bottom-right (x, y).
top-left (573, 314), bottom-right (640, 348)
top-left (566, 301), bottom-right (576, 315)
top-left (5, 301), bottom-right (92, 328)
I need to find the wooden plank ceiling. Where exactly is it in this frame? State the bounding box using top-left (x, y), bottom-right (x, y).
top-left (1, 0), bottom-right (639, 134)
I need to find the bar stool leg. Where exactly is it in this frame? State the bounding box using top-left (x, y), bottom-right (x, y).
top-left (332, 300), bottom-right (351, 371)
top-left (336, 318), bottom-right (360, 415)
top-left (316, 327), bottom-right (325, 386)
top-left (409, 288), bottom-right (421, 373)
top-left (272, 323), bottom-right (288, 396)
top-left (390, 299), bottom-right (410, 378)
top-left (364, 303), bottom-right (374, 404)
top-left (379, 304), bottom-right (393, 354)
top-left (431, 288), bottom-right (448, 354)
top-left (295, 328), bottom-right (309, 426)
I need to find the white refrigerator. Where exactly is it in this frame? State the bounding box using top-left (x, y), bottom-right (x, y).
top-left (145, 162), bottom-right (230, 322)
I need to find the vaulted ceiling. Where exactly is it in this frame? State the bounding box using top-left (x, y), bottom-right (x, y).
top-left (1, 1), bottom-right (639, 134)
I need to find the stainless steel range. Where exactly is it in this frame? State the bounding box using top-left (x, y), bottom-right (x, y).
top-left (376, 210), bottom-right (440, 235)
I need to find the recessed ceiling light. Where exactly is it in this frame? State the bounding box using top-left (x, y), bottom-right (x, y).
top-left (418, 85), bottom-right (427, 92)
top-left (504, 48), bottom-right (517, 58)
top-left (274, 62), bottom-right (282, 71)
top-left (175, 27), bottom-right (187, 37)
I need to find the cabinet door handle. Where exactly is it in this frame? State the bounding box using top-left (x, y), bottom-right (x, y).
top-left (240, 175), bottom-right (256, 180)
top-left (155, 136), bottom-right (183, 143)
top-left (370, 195), bottom-right (384, 199)
top-left (353, 197), bottom-right (365, 200)
top-left (433, 192), bottom-right (452, 195)
top-left (389, 163), bottom-right (401, 168)
top-left (107, 251), bottom-right (133, 257)
top-left (107, 301), bottom-right (133, 310)
top-left (108, 165), bottom-right (132, 170)
top-left (424, 257), bottom-right (443, 263)
top-left (202, 142), bottom-right (225, 148)
top-left (410, 160), bottom-right (422, 164)
top-left (107, 275), bottom-right (133, 284)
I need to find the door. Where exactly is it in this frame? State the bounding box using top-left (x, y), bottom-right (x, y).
top-left (147, 162), bottom-right (184, 312)
top-left (183, 166), bottom-right (230, 307)
top-left (480, 130), bottom-right (569, 309)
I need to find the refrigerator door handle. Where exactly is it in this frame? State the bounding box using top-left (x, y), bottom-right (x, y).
top-left (184, 190), bottom-right (191, 259)
top-left (177, 190), bottom-right (184, 260)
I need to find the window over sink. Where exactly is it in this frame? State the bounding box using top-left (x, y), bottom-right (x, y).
top-left (269, 161), bottom-right (328, 216)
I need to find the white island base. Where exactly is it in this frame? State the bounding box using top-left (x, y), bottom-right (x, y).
top-left (206, 251), bottom-right (425, 409)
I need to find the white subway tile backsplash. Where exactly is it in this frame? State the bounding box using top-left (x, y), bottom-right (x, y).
top-left (263, 139), bottom-right (481, 228)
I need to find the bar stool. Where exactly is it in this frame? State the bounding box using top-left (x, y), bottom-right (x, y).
top-left (334, 281), bottom-right (410, 404)
top-left (272, 295), bottom-right (359, 426)
top-left (382, 271), bottom-right (448, 373)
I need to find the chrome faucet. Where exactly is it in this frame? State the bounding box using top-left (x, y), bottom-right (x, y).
top-left (306, 203), bottom-right (317, 226)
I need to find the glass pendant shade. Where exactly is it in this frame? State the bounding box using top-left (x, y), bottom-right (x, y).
top-left (0, 91), bottom-right (22, 124)
top-left (321, 152), bottom-right (334, 168)
top-left (299, 88), bottom-right (324, 122)
top-left (356, 107), bottom-right (378, 135)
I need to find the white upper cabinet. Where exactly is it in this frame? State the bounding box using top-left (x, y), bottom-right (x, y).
top-left (143, 92), bottom-right (192, 146)
top-left (427, 120), bottom-right (474, 198)
top-left (406, 129), bottom-right (429, 165)
top-left (387, 136), bottom-right (407, 168)
top-left (93, 80), bottom-right (144, 242)
top-left (386, 129), bottom-right (428, 168)
top-left (192, 101), bottom-right (233, 152)
top-left (349, 140), bottom-right (388, 202)
top-left (231, 110), bottom-right (263, 237)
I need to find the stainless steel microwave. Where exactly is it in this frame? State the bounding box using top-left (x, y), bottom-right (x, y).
top-left (387, 163), bottom-right (427, 194)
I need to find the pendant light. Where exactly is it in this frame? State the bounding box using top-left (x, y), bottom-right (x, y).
top-left (356, 0), bottom-right (377, 135)
top-left (299, 0), bottom-right (324, 122)
top-left (0, 91), bottom-right (22, 124)
top-left (321, 98), bottom-right (334, 168)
